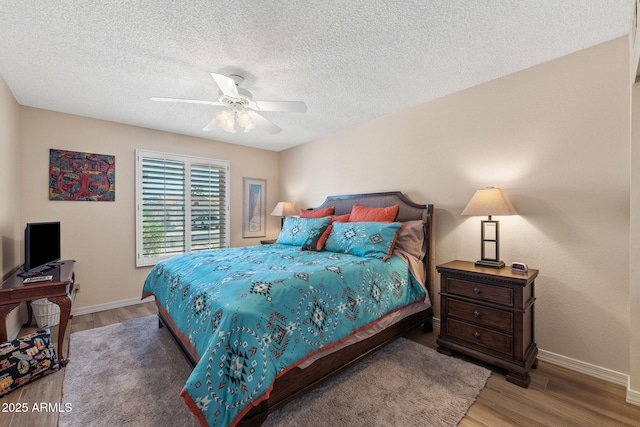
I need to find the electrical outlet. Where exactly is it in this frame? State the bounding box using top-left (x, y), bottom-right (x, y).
top-left (74, 283), bottom-right (80, 293)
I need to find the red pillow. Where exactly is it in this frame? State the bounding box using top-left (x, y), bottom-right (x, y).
top-left (300, 207), bottom-right (335, 218)
top-left (315, 224), bottom-right (333, 251)
top-left (310, 216), bottom-right (349, 249)
top-left (330, 213), bottom-right (350, 223)
top-left (349, 204), bottom-right (399, 223)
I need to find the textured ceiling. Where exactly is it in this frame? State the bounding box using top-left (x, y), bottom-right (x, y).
top-left (0, 1), bottom-right (633, 151)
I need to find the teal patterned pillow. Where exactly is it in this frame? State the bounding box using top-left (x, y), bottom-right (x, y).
top-left (324, 221), bottom-right (403, 260)
top-left (276, 217), bottom-right (331, 247)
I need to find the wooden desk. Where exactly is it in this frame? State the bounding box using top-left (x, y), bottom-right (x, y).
top-left (0, 260), bottom-right (74, 366)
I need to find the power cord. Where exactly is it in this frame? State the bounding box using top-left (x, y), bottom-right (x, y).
top-left (72, 286), bottom-right (79, 305)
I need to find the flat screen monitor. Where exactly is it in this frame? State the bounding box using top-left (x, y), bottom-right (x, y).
top-left (24, 221), bottom-right (61, 273)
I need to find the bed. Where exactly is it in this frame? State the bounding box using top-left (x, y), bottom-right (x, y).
top-left (142, 191), bottom-right (434, 427)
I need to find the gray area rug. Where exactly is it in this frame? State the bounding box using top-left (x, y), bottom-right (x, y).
top-left (61, 315), bottom-right (490, 427)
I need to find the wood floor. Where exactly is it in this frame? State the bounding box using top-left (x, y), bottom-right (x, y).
top-left (1, 301), bottom-right (639, 427)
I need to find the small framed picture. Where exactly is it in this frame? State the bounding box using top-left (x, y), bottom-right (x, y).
top-left (242, 177), bottom-right (266, 238)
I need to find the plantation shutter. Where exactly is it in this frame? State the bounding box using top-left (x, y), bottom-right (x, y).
top-left (190, 161), bottom-right (228, 250)
top-left (136, 150), bottom-right (229, 267)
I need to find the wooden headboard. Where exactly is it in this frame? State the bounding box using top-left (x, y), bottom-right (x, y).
top-left (312, 191), bottom-right (434, 301)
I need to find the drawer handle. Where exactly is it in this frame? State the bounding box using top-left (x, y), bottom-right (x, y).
top-left (473, 332), bottom-right (481, 339)
top-left (473, 310), bottom-right (481, 318)
top-left (473, 287), bottom-right (481, 295)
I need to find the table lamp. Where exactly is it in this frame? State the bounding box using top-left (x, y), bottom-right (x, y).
top-left (461, 187), bottom-right (517, 268)
top-left (270, 201), bottom-right (296, 229)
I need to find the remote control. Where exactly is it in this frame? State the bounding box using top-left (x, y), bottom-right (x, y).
top-left (23, 275), bottom-right (53, 284)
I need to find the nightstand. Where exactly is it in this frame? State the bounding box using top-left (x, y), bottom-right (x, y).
top-left (436, 260), bottom-right (539, 387)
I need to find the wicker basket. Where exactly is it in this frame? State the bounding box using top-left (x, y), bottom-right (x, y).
top-left (31, 299), bottom-right (61, 327)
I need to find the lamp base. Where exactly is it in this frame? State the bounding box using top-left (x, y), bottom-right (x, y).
top-left (475, 259), bottom-right (505, 269)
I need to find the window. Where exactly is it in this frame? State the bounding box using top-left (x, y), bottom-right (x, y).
top-left (136, 150), bottom-right (229, 267)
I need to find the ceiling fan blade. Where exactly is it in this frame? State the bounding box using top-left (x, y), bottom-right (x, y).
top-left (151, 97), bottom-right (223, 106)
top-left (251, 100), bottom-right (307, 113)
top-left (202, 117), bottom-right (219, 131)
top-left (211, 73), bottom-right (240, 98)
top-left (247, 110), bottom-right (281, 134)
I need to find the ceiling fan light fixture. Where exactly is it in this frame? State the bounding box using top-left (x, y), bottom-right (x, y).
top-left (215, 110), bottom-right (236, 133)
top-left (236, 110), bottom-right (255, 132)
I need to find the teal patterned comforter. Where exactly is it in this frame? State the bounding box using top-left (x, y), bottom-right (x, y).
top-left (142, 243), bottom-right (427, 427)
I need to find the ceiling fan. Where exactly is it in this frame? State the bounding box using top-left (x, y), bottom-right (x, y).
top-left (151, 73), bottom-right (307, 134)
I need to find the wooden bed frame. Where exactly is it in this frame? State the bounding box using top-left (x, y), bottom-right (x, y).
top-left (156, 191), bottom-right (434, 426)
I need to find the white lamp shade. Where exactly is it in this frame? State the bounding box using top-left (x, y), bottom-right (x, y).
top-left (236, 110), bottom-right (255, 132)
top-left (461, 187), bottom-right (517, 216)
top-left (215, 110), bottom-right (236, 133)
top-left (271, 201), bottom-right (296, 217)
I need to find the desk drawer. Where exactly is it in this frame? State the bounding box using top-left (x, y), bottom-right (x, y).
top-left (447, 299), bottom-right (513, 333)
top-left (447, 318), bottom-right (513, 356)
top-left (446, 278), bottom-right (513, 306)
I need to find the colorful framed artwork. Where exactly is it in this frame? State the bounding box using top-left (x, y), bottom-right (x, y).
top-left (49, 149), bottom-right (115, 201)
top-left (242, 177), bottom-right (266, 238)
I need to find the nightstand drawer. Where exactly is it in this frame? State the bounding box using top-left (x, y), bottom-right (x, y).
top-left (446, 278), bottom-right (513, 307)
top-left (447, 318), bottom-right (513, 356)
top-left (446, 299), bottom-right (513, 333)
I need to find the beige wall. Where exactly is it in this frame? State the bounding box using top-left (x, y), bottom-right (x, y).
top-left (18, 108), bottom-right (280, 310)
top-left (0, 75), bottom-right (22, 336)
top-left (280, 37), bottom-right (632, 380)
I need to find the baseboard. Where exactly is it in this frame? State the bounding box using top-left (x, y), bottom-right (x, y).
top-left (71, 296), bottom-right (155, 316)
top-left (627, 384), bottom-right (640, 406)
top-left (432, 317), bottom-right (440, 330)
top-left (537, 349), bottom-right (628, 386)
